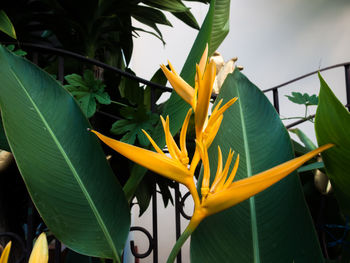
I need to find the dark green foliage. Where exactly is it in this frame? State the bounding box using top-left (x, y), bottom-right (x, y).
top-left (286, 92), bottom-right (318, 106)
top-left (111, 107), bottom-right (158, 146)
top-left (64, 69), bottom-right (111, 118)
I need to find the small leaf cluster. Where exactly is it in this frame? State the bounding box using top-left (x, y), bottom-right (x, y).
top-left (286, 92), bottom-right (318, 106)
top-left (64, 69), bottom-right (111, 118)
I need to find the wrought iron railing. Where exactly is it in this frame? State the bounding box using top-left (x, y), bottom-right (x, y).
top-left (1, 43), bottom-right (349, 263)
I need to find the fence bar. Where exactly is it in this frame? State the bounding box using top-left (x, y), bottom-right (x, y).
top-left (152, 182), bottom-right (158, 263)
top-left (345, 65), bottom-right (350, 111)
top-left (58, 56), bottom-right (64, 84)
top-left (174, 183), bottom-right (182, 263)
top-left (272, 89), bottom-right (280, 113)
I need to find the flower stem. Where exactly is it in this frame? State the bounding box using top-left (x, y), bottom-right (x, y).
top-left (166, 210), bottom-right (205, 263)
top-left (166, 223), bottom-right (194, 263)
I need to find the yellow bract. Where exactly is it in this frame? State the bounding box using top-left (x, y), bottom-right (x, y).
top-left (29, 233), bottom-right (49, 263)
top-left (0, 241), bottom-right (11, 263)
top-left (0, 233), bottom-right (48, 263)
top-left (90, 46), bottom-right (333, 262)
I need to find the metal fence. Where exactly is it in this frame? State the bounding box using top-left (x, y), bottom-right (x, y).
top-left (0, 43), bottom-right (349, 263)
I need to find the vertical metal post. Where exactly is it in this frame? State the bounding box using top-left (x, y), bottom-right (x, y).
top-left (26, 200), bottom-right (34, 261)
top-left (152, 182), bottom-right (158, 263)
top-left (58, 56), bottom-right (65, 84)
top-left (150, 86), bottom-right (158, 262)
top-left (345, 65), bottom-right (350, 111)
top-left (32, 52), bottom-right (38, 65)
top-left (55, 239), bottom-right (61, 262)
top-left (272, 88), bottom-right (280, 114)
top-left (174, 183), bottom-right (182, 263)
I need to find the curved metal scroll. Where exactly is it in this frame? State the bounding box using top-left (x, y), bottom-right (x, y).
top-left (129, 226), bottom-right (154, 258)
top-left (0, 232), bottom-right (26, 263)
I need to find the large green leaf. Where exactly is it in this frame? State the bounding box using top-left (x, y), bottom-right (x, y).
top-left (0, 10), bottom-right (16, 39)
top-left (123, 0), bottom-right (231, 199)
top-left (0, 46), bottom-right (130, 261)
top-left (315, 73), bottom-right (350, 216)
top-left (191, 69), bottom-right (323, 262)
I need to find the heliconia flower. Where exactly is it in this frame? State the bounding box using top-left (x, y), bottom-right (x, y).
top-left (190, 143), bottom-right (333, 228)
top-left (90, 128), bottom-right (194, 187)
top-left (29, 233), bottom-right (49, 263)
top-left (0, 241), bottom-right (11, 263)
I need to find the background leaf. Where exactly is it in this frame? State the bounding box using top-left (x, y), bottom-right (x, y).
top-left (0, 10), bottom-right (16, 39)
top-left (315, 73), bottom-right (350, 216)
top-left (191, 69), bottom-right (324, 262)
top-left (0, 47), bottom-right (130, 261)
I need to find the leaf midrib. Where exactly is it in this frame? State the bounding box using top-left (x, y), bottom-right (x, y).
top-left (236, 85), bottom-right (260, 263)
top-left (9, 68), bottom-right (119, 261)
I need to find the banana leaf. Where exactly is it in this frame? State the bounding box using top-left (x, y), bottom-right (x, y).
top-left (315, 73), bottom-right (350, 216)
top-left (0, 46), bottom-right (130, 262)
top-left (191, 69), bottom-right (324, 262)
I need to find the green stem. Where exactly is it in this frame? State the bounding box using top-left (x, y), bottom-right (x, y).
top-left (110, 100), bottom-right (128, 107)
top-left (166, 223), bottom-right (195, 263)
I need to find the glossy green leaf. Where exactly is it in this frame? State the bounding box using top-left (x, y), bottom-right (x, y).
top-left (0, 10), bottom-right (16, 39)
top-left (191, 69), bottom-right (323, 262)
top-left (123, 0), bottom-right (231, 199)
top-left (297, 161), bottom-right (324, 173)
top-left (64, 70), bottom-right (110, 118)
top-left (144, 0), bottom-right (189, 12)
top-left (0, 46), bottom-right (130, 261)
top-left (289, 128), bottom-right (317, 151)
top-left (315, 73), bottom-right (350, 216)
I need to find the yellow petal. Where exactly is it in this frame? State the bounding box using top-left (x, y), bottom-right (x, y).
top-left (208, 97), bottom-right (238, 128)
top-left (161, 116), bottom-right (182, 163)
top-left (141, 129), bottom-right (166, 155)
top-left (210, 146), bottom-right (223, 193)
top-left (195, 61), bottom-right (216, 135)
top-left (210, 149), bottom-right (234, 193)
top-left (198, 44), bottom-right (208, 74)
top-left (204, 114), bottom-right (223, 148)
top-left (0, 241), bottom-right (11, 263)
top-left (160, 64), bottom-right (195, 108)
top-left (29, 233), bottom-right (48, 263)
top-left (196, 140), bottom-right (210, 197)
top-left (90, 130), bottom-right (191, 183)
top-left (204, 144), bottom-right (333, 216)
top-left (223, 154), bottom-right (240, 188)
top-left (179, 109), bottom-right (192, 164)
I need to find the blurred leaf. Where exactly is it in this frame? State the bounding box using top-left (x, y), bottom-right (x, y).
top-left (191, 70), bottom-right (324, 262)
top-left (0, 46), bottom-right (130, 261)
top-left (286, 92), bottom-right (318, 106)
top-left (111, 107), bottom-right (158, 147)
top-left (144, 0), bottom-right (189, 12)
top-left (0, 10), bottom-right (16, 39)
top-left (64, 69), bottom-right (110, 118)
top-left (0, 116), bottom-right (10, 152)
top-left (315, 73), bottom-right (350, 216)
top-left (134, 175), bottom-right (153, 216)
top-left (118, 68), bottom-right (144, 106)
top-left (131, 6), bottom-right (172, 39)
top-left (144, 67), bottom-right (168, 111)
top-left (298, 161), bottom-right (324, 173)
top-left (289, 128), bottom-right (317, 151)
top-left (171, 10), bottom-right (200, 30)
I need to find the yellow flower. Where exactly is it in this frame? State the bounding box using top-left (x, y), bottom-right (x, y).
top-left (0, 241), bottom-right (11, 263)
top-left (0, 233), bottom-right (48, 263)
top-left (89, 109), bottom-right (195, 189)
top-left (29, 233), bottom-right (49, 263)
top-left (189, 143), bottom-right (333, 230)
top-left (90, 46), bottom-right (334, 263)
